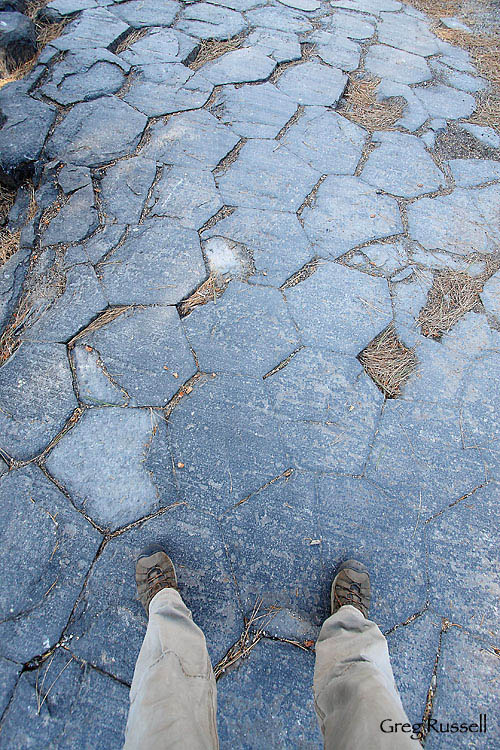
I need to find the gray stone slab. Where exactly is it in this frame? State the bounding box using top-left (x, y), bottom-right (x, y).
top-left (210, 82), bottom-right (296, 139)
top-left (436, 37), bottom-right (475, 73)
top-left (176, 2), bottom-right (246, 39)
top-left (72, 344), bottom-right (127, 405)
top-left (480, 273), bottom-right (500, 318)
top-left (281, 107), bottom-right (366, 174)
top-left (322, 9), bottom-right (376, 39)
top-left (76, 306), bottom-right (196, 406)
top-left (0, 658), bottom-right (20, 717)
top-left (284, 261), bottom-right (392, 354)
top-left (41, 184), bottom-right (98, 246)
top-left (278, 0), bottom-right (319, 9)
top-left (46, 97), bottom-right (147, 167)
top-left (98, 218), bottom-right (205, 305)
top-left (168, 374), bottom-right (288, 513)
top-left (276, 61), bottom-right (347, 106)
top-left (58, 164), bottom-right (91, 194)
top-left (216, 139), bottom-right (320, 211)
top-left (22, 265), bottom-right (107, 343)
top-left (118, 27), bottom-right (197, 65)
top-left (330, 0), bottom-right (401, 12)
top-left (207, 0), bottom-right (261, 9)
top-left (123, 63), bottom-right (213, 117)
top-left (69, 503), bottom-right (241, 682)
top-left (266, 349), bottom-right (383, 474)
top-left (41, 49), bottom-right (127, 105)
top-left (392, 270), bottom-right (432, 347)
top-left (100, 156), bottom-right (157, 224)
top-left (318, 476), bottom-right (426, 630)
top-left (376, 79), bottom-right (428, 131)
top-left (413, 83), bottom-right (476, 120)
top-left (148, 165), bottom-right (222, 230)
top-left (377, 11), bottom-right (441, 56)
top-left (427, 482), bottom-right (499, 640)
top-left (183, 281), bottom-right (300, 376)
top-left (365, 43), bottom-right (431, 84)
top-left (66, 223), bottom-right (125, 266)
top-left (0, 651), bottom-right (129, 749)
top-left (45, 407), bottom-right (176, 530)
top-left (430, 59), bottom-right (487, 94)
top-left (459, 122), bottom-right (500, 150)
top-left (309, 30), bottom-right (361, 71)
top-left (109, 0), bottom-right (179, 27)
top-left (202, 235), bottom-right (253, 279)
top-left (0, 245), bottom-right (29, 334)
top-left (407, 185), bottom-right (500, 255)
top-left (201, 207), bottom-right (313, 287)
top-left (302, 175), bottom-right (403, 256)
top-left (42, 0), bottom-right (99, 18)
top-left (440, 15), bottom-right (470, 32)
top-left (449, 158), bottom-right (500, 187)
top-left (200, 47), bottom-right (275, 85)
top-left (0, 343), bottom-right (78, 461)
top-left (427, 628), bottom-right (500, 748)
top-left (218, 639), bottom-right (321, 747)
top-left (361, 131), bottom-right (445, 198)
top-left (245, 5), bottom-right (312, 33)
top-left (141, 109), bottom-right (239, 169)
top-left (365, 399), bottom-right (490, 516)
top-left (361, 241), bottom-right (407, 276)
top-left (50, 8), bottom-right (129, 50)
top-left (0, 465), bottom-right (101, 661)
top-left (459, 351), bottom-right (500, 453)
top-left (243, 28), bottom-right (302, 64)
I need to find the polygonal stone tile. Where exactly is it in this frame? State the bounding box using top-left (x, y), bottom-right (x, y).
top-left (449, 158), bottom-right (500, 188)
top-left (46, 97), bottom-right (147, 167)
top-left (0, 658), bottom-right (20, 717)
top-left (217, 640), bottom-right (322, 748)
top-left (72, 345), bottom-right (127, 406)
top-left (58, 163), bottom-right (91, 194)
top-left (318, 476), bottom-right (427, 631)
top-left (302, 175), bottom-right (403, 256)
top-left (276, 61), bottom-right (347, 106)
top-left (100, 156), bottom-right (157, 224)
top-left (281, 107), bottom-right (366, 174)
top-left (168, 374), bottom-right (288, 513)
top-left (148, 165), bottom-right (222, 230)
top-left (458, 352), bottom-right (500, 453)
top-left (75, 306), bottom-right (196, 406)
top-left (208, 0), bottom-right (261, 8)
top-left (109, 0), bottom-right (179, 27)
top-left (183, 281), bottom-right (300, 376)
top-left (309, 29), bottom-right (361, 71)
top-left (245, 5), bottom-right (312, 32)
top-left (279, 0), bottom-right (320, 9)
top-left (141, 109), bottom-right (239, 169)
top-left (386, 612), bottom-right (441, 726)
top-left (413, 83), bottom-right (476, 120)
top-left (118, 27), bottom-right (197, 66)
top-left (0, 651), bottom-right (128, 749)
top-left (176, 2), bottom-right (246, 39)
top-left (407, 186), bottom-right (500, 255)
top-left (41, 49), bottom-right (128, 105)
top-left (123, 64), bottom-right (213, 117)
top-left (481, 273), bottom-right (500, 318)
top-left (216, 139), bottom-right (320, 211)
top-left (391, 270), bottom-right (432, 348)
top-left (365, 43), bottom-right (431, 84)
top-left (0, 343), bottom-right (78, 461)
top-left (50, 8), bottom-right (129, 51)
top-left (365, 399), bottom-right (492, 516)
top-left (210, 82), bottom-right (296, 139)
top-left (427, 482), bottom-right (499, 639)
top-left (0, 465), bottom-right (101, 662)
top-left (21, 265), bottom-right (108, 343)
top-left (430, 60), bottom-right (487, 94)
top-left (98, 218), bottom-right (205, 305)
top-left (0, 246), bottom-right (29, 334)
top-left (265, 348), bottom-right (384, 474)
top-left (376, 78), bottom-right (428, 131)
top-left (41, 184), bottom-right (98, 246)
top-left (331, 0), bottom-right (402, 11)
top-left (426, 628), bottom-right (499, 749)
top-left (221, 471), bottom-right (323, 618)
top-left (68, 503), bottom-right (241, 681)
top-left (45, 407), bottom-right (177, 530)
top-left (361, 241), bottom-right (407, 276)
top-left (42, 0), bottom-right (99, 18)
top-left (361, 131), bottom-right (445, 198)
top-left (377, 11), bottom-right (441, 56)
top-left (322, 9), bottom-right (375, 38)
top-left (459, 122), bottom-right (500, 149)
top-left (66, 223), bottom-right (125, 266)
top-left (243, 28), bottom-right (302, 63)
top-left (200, 47), bottom-right (276, 85)
top-left (284, 262), bottom-right (393, 355)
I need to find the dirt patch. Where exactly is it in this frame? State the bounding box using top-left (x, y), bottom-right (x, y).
top-left (358, 325), bottom-right (418, 398)
top-left (417, 269), bottom-right (483, 339)
top-left (188, 34), bottom-right (246, 71)
top-left (337, 76), bottom-right (405, 132)
top-left (177, 273), bottom-right (228, 318)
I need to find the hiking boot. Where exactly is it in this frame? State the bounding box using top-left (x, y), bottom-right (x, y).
top-left (136, 545), bottom-right (177, 615)
top-left (331, 559), bottom-right (370, 618)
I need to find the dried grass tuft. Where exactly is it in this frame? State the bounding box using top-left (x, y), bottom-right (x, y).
top-left (358, 325), bottom-right (418, 398)
top-left (337, 76), bottom-right (404, 132)
top-left (189, 35), bottom-right (246, 71)
top-left (178, 274), bottom-right (227, 318)
top-left (417, 270), bottom-right (482, 339)
top-left (114, 27), bottom-right (149, 55)
top-left (68, 306), bottom-right (133, 345)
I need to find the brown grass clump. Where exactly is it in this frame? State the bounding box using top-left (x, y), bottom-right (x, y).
top-left (417, 270), bottom-right (482, 339)
top-left (68, 305), bottom-right (132, 345)
top-left (358, 325), bottom-right (418, 398)
top-left (0, 228), bottom-right (21, 267)
top-left (114, 27), bottom-right (149, 55)
top-left (337, 76), bottom-right (404, 132)
top-left (177, 274), bottom-right (228, 318)
top-left (189, 35), bottom-right (246, 71)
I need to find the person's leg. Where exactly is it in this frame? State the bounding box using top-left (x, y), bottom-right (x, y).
top-left (314, 561), bottom-right (415, 749)
top-left (123, 547), bottom-right (219, 750)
